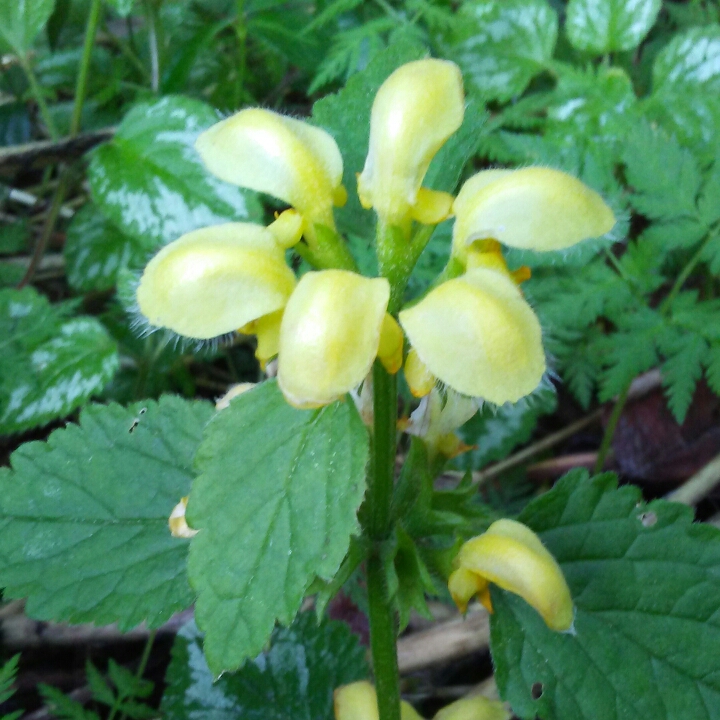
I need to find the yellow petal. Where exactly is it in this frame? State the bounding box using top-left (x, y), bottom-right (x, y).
top-left (404, 348), bottom-right (436, 398)
top-left (195, 108), bottom-right (343, 228)
top-left (168, 497), bottom-right (198, 539)
top-left (452, 167), bottom-right (615, 258)
top-left (215, 382), bottom-right (256, 410)
top-left (378, 313), bottom-right (404, 374)
top-left (358, 59), bottom-right (464, 228)
top-left (434, 697), bottom-right (509, 720)
top-left (268, 209), bottom-right (304, 248)
top-left (399, 268), bottom-right (545, 404)
top-left (411, 188), bottom-right (455, 225)
top-left (253, 309), bottom-right (283, 365)
top-left (137, 223), bottom-right (296, 339)
top-left (448, 566), bottom-right (489, 614)
top-left (455, 519), bottom-right (574, 632)
top-left (278, 270), bottom-right (390, 408)
top-left (334, 682), bottom-right (423, 720)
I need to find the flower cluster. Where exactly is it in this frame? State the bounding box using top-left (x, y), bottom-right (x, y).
top-left (136, 57), bottom-right (614, 419)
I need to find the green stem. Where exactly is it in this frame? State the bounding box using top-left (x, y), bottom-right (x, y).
top-left (369, 361), bottom-right (397, 539)
top-left (71, 0), bottom-right (103, 136)
top-left (145, 0), bottom-right (160, 92)
top-left (661, 227), bottom-right (719, 314)
top-left (110, 630), bottom-right (157, 720)
top-left (593, 383), bottom-right (629, 474)
top-left (367, 552), bottom-right (401, 720)
top-left (19, 56), bottom-right (59, 141)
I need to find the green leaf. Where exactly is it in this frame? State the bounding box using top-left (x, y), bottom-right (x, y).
top-left (0, 0), bottom-right (56, 54)
top-left (311, 36), bottom-right (426, 239)
top-left (0, 656), bottom-right (20, 707)
top-left (451, 0), bottom-right (558, 102)
top-left (659, 332), bottom-right (708, 423)
top-left (491, 470), bottom-right (720, 720)
top-left (39, 684), bottom-right (100, 720)
top-left (0, 287), bottom-right (119, 434)
top-left (88, 96), bottom-right (262, 250)
top-left (705, 343), bottom-right (720, 396)
top-left (0, 220), bottom-right (28, 255)
top-left (0, 397), bottom-right (213, 629)
top-left (653, 25), bottom-right (720, 92)
top-left (565, 0), bottom-right (660, 54)
top-left (85, 661), bottom-right (116, 707)
top-left (64, 203), bottom-right (142, 292)
top-left (622, 122), bottom-right (702, 221)
top-left (187, 380), bottom-right (369, 675)
top-left (161, 613), bottom-right (368, 720)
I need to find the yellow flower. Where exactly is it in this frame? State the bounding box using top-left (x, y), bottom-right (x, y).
top-left (448, 519), bottom-right (574, 632)
top-left (333, 682), bottom-right (509, 720)
top-left (195, 108), bottom-right (347, 234)
top-left (451, 167), bottom-right (616, 264)
top-left (357, 59), bottom-right (465, 231)
top-left (277, 270), bottom-right (401, 408)
top-left (168, 497), bottom-right (197, 539)
top-left (399, 266), bottom-right (545, 405)
top-left (136, 222), bottom-right (296, 340)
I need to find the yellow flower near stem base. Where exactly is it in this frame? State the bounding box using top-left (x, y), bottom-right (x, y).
top-left (195, 108), bottom-right (346, 233)
top-left (357, 58), bottom-right (464, 231)
top-left (451, 167), bottom-right (616, 263)
top-left (448, 519), bottom-right (574, 633)
top-left (277, 270), bottom-right (401, 408)
top-left (333, 682), bottom-right (509, 720)
top-left (136, 223), bottom-right (296, 340)
top-left (399, 266), bottom-right (545, 405)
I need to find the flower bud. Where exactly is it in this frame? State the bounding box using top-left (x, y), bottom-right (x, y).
top-left (357, 59), bottom-right (465, 229)
top-left (399, 267), bottom-right (545, 405)
top-left (196, 108), bottom-right (345, 230)
top-left (137, 223), bottom-right (296, 339)
top-left (449, 519), bottom-right (574, 632)
top-left (169, 497), bottom-right (197, 539)
top-left (452, 168), bottom-right (615, 262)
top-left (333, 681), bottom-right (422, 720)
top-left (277, 270), bottom-right (390, 408)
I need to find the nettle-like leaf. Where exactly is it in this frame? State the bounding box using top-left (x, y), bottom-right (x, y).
top-left (162, 613), bottom-right (367, 720)
top-left (652, 25), bottom-right (720, 93)
top-left (491, 470), bottom-right (720, 720)
top-left (452, 0), bottom-right (558, 102)
top-left (0, 0), bottom-right (56, 54)
top-left (64, 203), bottom-right (143, 293)
top-left (0, 287), bottom-right (118, 434)
top-left (0, 397), bottom-right (213, 629)
top-left (88, 96), bottom-right (262, 250)
top-left (565, 0), bottom-right (660, 54)
top-left (187, 380), bottom-right (369, 675)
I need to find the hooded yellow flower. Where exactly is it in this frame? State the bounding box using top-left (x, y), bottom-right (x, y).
top-left (277, 270), bottom-right (401, 408)
top-left (357, 59), bottom-right (465, 231)
top-left (448, 519), bottom-right (574, 632)
top-left (195, 108), bottom-right (347, 234)
top-left (399, 266), bottom-right (545, 405)
top-left (136, 222), bottom-right (296, 340)
top-left (451, 167), bottom-right (616, 264)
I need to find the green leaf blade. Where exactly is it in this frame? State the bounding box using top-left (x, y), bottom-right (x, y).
top-left (491, 470), bottom-right (720, 720)
top-left (0, 397), bottom-right (213, 629)
top-left (0, 0), bottom-right (56, 54)
top-left (188, 381), bottom-right (369, 675)
top-left (565, 0), bottom-right (660, 54)
top-left (162, 613), bottom-right (367, 720)
top-left (653, 25), bottom-right (720, 93)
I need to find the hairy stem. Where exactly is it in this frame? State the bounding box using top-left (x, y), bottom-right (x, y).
top-left (367, 552), bottom-right (401, 720)
top-left (19, 56), bottom-right (59, 141)
top-left (71, 0), bottom-right (103, 136)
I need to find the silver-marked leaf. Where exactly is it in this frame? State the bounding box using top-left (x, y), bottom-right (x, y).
top-left (452, 0), bottom-right (558, 102)
top-left (0, 397), bottom-right (213, 629)
top-left (162, 613), bottom-right (367, 720)
top-left (64, 203), bottom-right (143, 292)
top-left (653, 25), bottom-right (720, 92)
top-left (88, 96), bottom-right (262, 250)
top-left (491, 470), bottom-right (720, 720)
top-left (565, 0), bottom-right (660, 54)
top-left (188, 380), bottom-right (368, 675)
top-left (1, 287), bottom-right (118, 434)
top-left (0, 0), bottom-right (56, 54)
